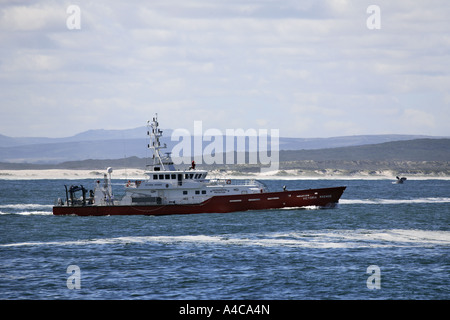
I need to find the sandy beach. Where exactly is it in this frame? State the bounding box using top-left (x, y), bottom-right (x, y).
top-left (0, 169), bottom-right (146, 180)
top-left (0, 168), bottom-right (448, 180)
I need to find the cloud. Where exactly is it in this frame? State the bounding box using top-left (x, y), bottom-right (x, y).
top-left (2, 52), bottom-right (63, 74)
top-left (0, 0), bottom-right (449, 138)
top-left (401, 109), bottom-right (435, 129)
top-left (0, 3), bottom-right (64, 31)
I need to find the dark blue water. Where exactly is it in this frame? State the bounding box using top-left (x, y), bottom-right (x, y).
top-left (0, 178), bottom-right (449, 300)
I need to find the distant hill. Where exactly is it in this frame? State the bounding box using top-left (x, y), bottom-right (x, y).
top-left (280, 138), bottom-right (450, 162)
top-left (274, 139), bottom-right (450, 176)
top-left (0, 126), bottom-right (445, 164)
top-left (1, 139), bottom-right (448, 176)
top-left (0, 127), bottom-right (150, 147)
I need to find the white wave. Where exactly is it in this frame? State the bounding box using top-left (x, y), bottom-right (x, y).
top-left (278, 205), bottom-right (320, 210)
top-left (340, 197), bottom-right (450, 205)
top-left (2, 229), bottom-right (449, 249)
top-left (0, 204), bottom-right (53, 215)
top-left (0, 204), bottom-right (53, 210)
top-left (292, 229), bottom-right (450, 248)
top-left (0, 210), bottom-right (53, 216)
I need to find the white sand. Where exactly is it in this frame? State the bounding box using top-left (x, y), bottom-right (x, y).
top-left (0, 169), bottom-right (146, 180)
top-left (0, 168), bottom-right (448, 180)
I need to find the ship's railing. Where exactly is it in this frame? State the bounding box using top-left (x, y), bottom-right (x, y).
top-left (53, 197), bottom-right (99, 207)
top-left (95, 198), bottom-right (121, 206)
top-left (207, 178), bottom-right (266, 189)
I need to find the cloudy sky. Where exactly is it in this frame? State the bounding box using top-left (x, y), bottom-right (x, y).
top-left (1, 0), bottom-right (449, 138)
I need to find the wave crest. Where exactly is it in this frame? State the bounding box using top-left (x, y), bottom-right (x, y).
top-left (2, 229), bottom-right (448, 249)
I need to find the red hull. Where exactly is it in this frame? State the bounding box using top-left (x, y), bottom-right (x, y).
top-left (53, 186), bottom-right (346, 216)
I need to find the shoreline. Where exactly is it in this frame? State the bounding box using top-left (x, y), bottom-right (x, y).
top-left (0, 168), bottom-right (448, 180)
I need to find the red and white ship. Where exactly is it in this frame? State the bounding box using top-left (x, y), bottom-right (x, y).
top-left (53, 115), bottom-right (346, 216)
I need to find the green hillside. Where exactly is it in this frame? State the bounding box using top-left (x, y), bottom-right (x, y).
top-left (280, 139), bottom-right (450, 162)
top-left (0, 139), bottom-right (448, 176)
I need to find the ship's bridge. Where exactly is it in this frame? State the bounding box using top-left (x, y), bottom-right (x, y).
top-left (144, 168), bottom-right (208, 186)
top-left (121, 167), bottom-right (209, 189)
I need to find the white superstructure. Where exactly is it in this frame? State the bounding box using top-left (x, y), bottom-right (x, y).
top-left (93, 114), bottom-right (266, 206)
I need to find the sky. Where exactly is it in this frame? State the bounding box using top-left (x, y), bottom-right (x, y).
top-left (0, 0), bottom-right (449, 138)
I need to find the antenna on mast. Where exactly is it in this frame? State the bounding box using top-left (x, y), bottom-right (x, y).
top-left (147, 113), bottom-right (166, 170)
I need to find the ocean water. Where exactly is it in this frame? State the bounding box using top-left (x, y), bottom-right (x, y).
top-left (0, 178), bottom-right (449, 300)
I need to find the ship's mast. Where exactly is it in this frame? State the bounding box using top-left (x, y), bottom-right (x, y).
top-left (147, 113), bottom-right (167, 171)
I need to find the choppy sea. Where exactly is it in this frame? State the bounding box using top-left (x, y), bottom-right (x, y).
top-left (0, 178), bottom-right (449, 300)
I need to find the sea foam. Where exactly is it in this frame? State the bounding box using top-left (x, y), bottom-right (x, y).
top-left (2, 229), bottom-right (448, 249)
